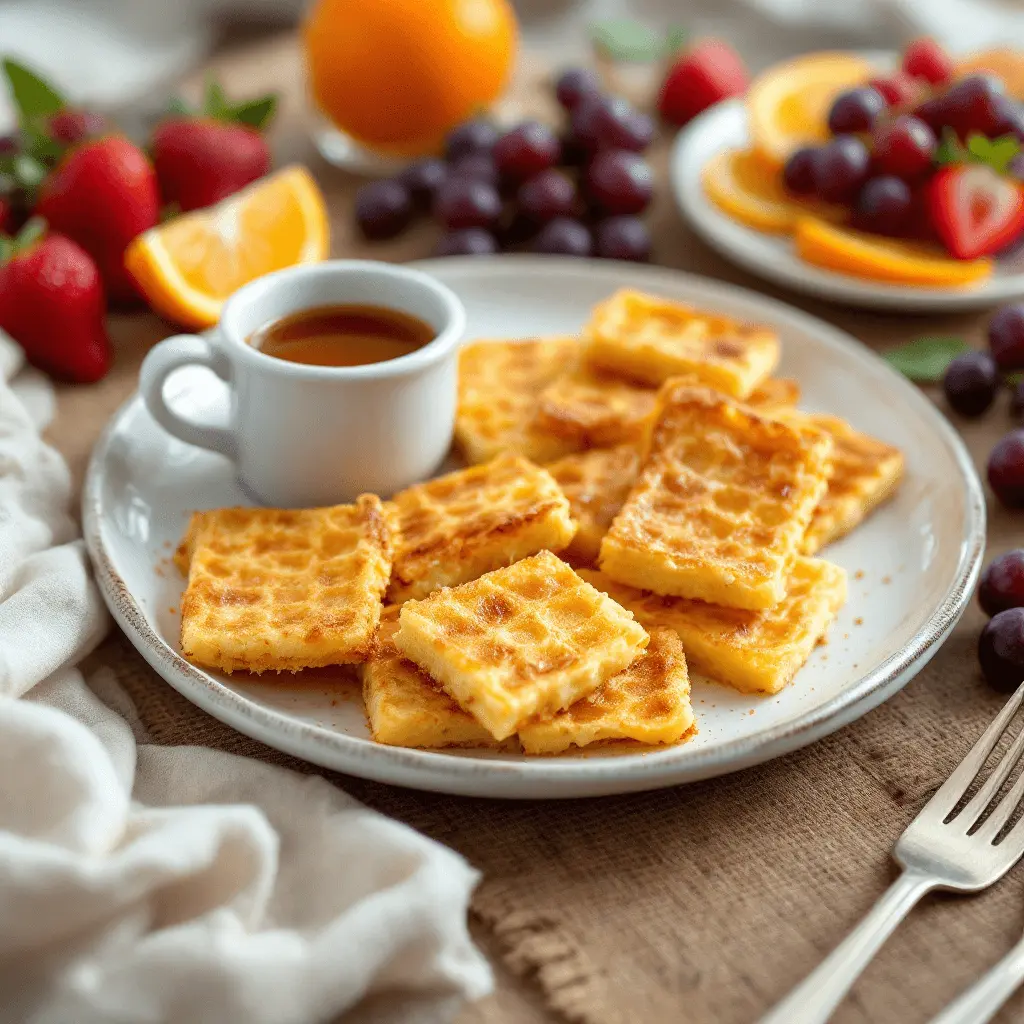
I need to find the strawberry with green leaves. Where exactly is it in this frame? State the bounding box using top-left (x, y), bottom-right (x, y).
top-left (0, 219), bottom-right (112, 383)
top-left (151, 79), bottom-right (277, 212)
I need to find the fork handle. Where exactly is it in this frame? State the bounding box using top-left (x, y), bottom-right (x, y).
top-left (929, 934), bottom-right (1024, 1024)
top-left (760, 870), bottom-right (935, 1024)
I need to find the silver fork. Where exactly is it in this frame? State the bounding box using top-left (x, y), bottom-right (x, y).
top-left (761, 680), bottom-right (1024, 1024)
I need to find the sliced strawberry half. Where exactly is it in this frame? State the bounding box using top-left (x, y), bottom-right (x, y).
top-left (928, 164), bottom-right (1024, 259)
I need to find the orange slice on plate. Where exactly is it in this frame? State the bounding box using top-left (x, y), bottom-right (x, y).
top-left (748, 52), bottom-right (874, 168)
top-left (958, 49), bottom-right (1024, 102)
top-left (125, 165), bottom-right (330, 329)
top-left (702, 148), bottom-right (846, 234)
top-left (794, 217), bottom-right (993, 288)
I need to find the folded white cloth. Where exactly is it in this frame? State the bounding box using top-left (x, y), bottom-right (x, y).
top-left (0, 329), bottom-right (491, 1024)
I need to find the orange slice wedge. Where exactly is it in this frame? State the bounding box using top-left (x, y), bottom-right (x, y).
top-left (794, 217), bottom-right (993, 288)
top-left (748, 52), bottom-right (874, 168)
top-left (702, 148), bottom-right (846, 234)
top-left (958, 49), bottom-right (1024, 102)
top-left (125, 166), bottom-right (329, 329)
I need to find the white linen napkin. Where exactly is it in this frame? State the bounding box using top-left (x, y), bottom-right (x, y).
top-left (0, 328), bottom-right (492, 1023)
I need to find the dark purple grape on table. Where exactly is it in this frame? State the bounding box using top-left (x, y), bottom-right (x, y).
top-left (518, 169), bottom-right (577, 224)
top-left (594, 216), bottom-right (651, 262)
top-left (989, 429), bottom-right (1024, 507)
top-left (554, 67), bottom-right (602, 112)
top-left (398, 158), bottom-right (447, 209)
top-left (943, 351), bottom-right (999, 417)
top-left (434, 178), bottom-right (502, 231)
top-left (447, 153), bottom-right (499, 186)
top-left (813, 135), bottom-right (870, 204)
top-left (558, 129), bottom-right (588, 168)
top-left (571, 96), bottom-right (653, 154)
top-left (989, 303), bottom-right (1024, 371)
top-left (585, 150), bottom-right (653, 216)
top-left (979, 607), bottom-right (1024, 692)
top-left (530, 217), bottom-right (593, 257)
top-left (493, 121), bottom-right (561, 184)
top-left (1013, 379), bottom-right (1024, 417)
top-left (827, 87), bottom-right (885, 135)
top-left (433, 228), bottom-right (498, 257)
top-left (354, 179), bottom-right (413, 240)
top-left (871, 115), bottom-right (936, 181)
top-left (854, 175), bottom-right (912, 236)
top-left (782, 147), bottom-right (819, 196)
top-left (979, 550), bottom-right (1024, 617)
top-left (444, 118), bottom-right (500, 162)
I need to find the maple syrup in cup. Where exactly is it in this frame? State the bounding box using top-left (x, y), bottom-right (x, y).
top-left (250, 304), bottom-right (435, 367)
top-left (138, 261), bottom-right (465, 506)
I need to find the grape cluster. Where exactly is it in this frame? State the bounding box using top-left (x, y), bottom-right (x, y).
top-left (979, 551), bottom-right (1024, 691)
top-left (353, 67), bottom-right (655, 261)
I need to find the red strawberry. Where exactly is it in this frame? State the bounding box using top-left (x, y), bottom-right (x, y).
top-left (902, 38), bottom-right (954, 87)
top-left (0, 222), bottom-right (112, 382)
top-left (151, 117), bottom-right (270, 212)
top-left (35, 136), bottom-right (159, 303)
top-left (657, 39), bottom-right (749, 127)
top-left (928, 164), bottom-right (1024, 259)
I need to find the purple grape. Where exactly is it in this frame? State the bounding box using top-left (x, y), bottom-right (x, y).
top-left (558, 129), bottom-right (588, 168)
top-left (827, 87), bottom-right (885, 134)
top-left (585, 150), bottom-right (653, 216)
top-left (517, 170), bottom-right (577, 223)
top-left (398, 158), bottom-right (447, 209)
top-left (813, 135), bottom-right (870, 204)
top-left (354, 179), bottom-right (414, 240)
top-left (572, 96), bottom-right (653, 154)
top-left (1013, 379), bottom-right (1024, 417)
top-left (448, 153), bottom-right (499, 186)
top-left (989, 303), bottom-right (1024, 371)
top-left (990, 98), bottom-right (1024, 142)
top-left (979, 607), bottom-right (1024, 692)
top-left (494, 121), bottom-right (561, 183)
top-left (530, 217), bottom-right (593, 256)
top-left (594, 216), bottom-right (651, 262)
top-left (444, 119), bottom-right (499, 162)
top-left (989, 429), bottom-right (1024, 507)
top-left (941, 74), bottom-right (1006, 137)
top-left (555, 67), bottom-right (602, 112)
top-left (783, 147), bottom-right (819, 196)
top-left (943, 351), bottom-right (999, 417)
top-left (433, 228), bottom-right (498, 257)
top-left (854, 175), bottom-right (913, 235)
top-left (979, 550), bottom-right (1024, 617)
top-left (433, 178), bottom-right (502, 231)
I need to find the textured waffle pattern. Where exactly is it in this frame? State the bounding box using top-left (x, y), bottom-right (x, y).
top-left (177, 496), bottom-right (393, 673)
top-left (519, 627), bottom-right (696, 754)
top-left (547, 446), bottom-right (642, 566)
top-left (361, 607), bottom-right (498, 748)
top-left (599, 384), bottom-right (834, 609)
top-left (584, 290), bottom-right (779, 396)
top-left (393, 550), bottom-right (649, 740)
top-left (582, 558), bottom-right (847, 694)
top-left (456, 337), bottom-right (581, 464)
top-left (799, 414), bottom-right (905, 554)
top-left (386, 453), bottom-right (577, 603)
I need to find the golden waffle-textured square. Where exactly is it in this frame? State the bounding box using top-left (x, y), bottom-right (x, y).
top-left (581, 558), bottom-right (847, 694)
top-left (748, 376), bottom-right (801, 411)
top-left (361, 607), bottom-right (498, 748)
top-left (599, 384), bottom-right (834, 609)
top-left (176, 496), bottom-right (393, 673)
top-left (547, 446), bottom-right (642, 566)
top-left (584, 290), bottom-right (780, 396)
top-left (393, 550), bottom-right (649, 740)
top-left (519, 627), bottom-right (695, 754)
top-left (799, 414), bottom-right (905, 554)
top-left (456, 337), bottom-right (581, 464)
top-left (386, 453), bottom-right (577, 603)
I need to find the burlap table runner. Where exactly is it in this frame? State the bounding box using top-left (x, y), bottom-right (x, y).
top-left (46, 33), bottom-right (1024, 1024)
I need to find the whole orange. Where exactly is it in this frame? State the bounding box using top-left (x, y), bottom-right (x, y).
top-left (304, 0), bottom-right (517, 158)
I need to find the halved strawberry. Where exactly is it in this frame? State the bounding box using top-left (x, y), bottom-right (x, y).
top-left (928, 164), bottom-right (1024, 259)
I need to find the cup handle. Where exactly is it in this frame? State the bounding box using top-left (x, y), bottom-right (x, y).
top-left (140, 333), bottom-right (237, 460)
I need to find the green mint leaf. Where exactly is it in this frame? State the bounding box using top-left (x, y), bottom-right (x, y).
top-left (15, 216), bottom-right (45, 251)
top-left (13, 154), bottom-right (46, 192)
top-left (2, 59), bottom-right (65, 124)
top-left (882, 335), bottom-right (972, 382)
top-left (934, 128), bottom-right (968, 167)
top-left (20, 120), bottom-right (63, 164)
top-left (988, 135), bottom-right (1021, 175)
top-left (936, 130), bottom-right (1021, 174)
top-left (229, 95), bottom-right (277, 131)
top-left (204, 77), bottom-right (229, 118)
top-left (167, 95), bottom-right (192, 117)
top-left (590, 19), bottom-right (662, 63)
top-left (664, 25), bottom-right (689, 56)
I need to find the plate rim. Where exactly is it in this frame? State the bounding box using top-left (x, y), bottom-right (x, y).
top-left (670, 98), bottom-right (1024, 312)
top-left (83, 255), bottom-right (987, 797)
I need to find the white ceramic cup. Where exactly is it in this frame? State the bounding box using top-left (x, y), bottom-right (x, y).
top-left (139, 260), bottom-right (466, 507)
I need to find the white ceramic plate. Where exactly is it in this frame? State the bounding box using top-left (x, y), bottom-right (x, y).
top-left (83, 257), bottom-right (985, 798)
top-left (671, 98), bottom-right (1024, 312)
